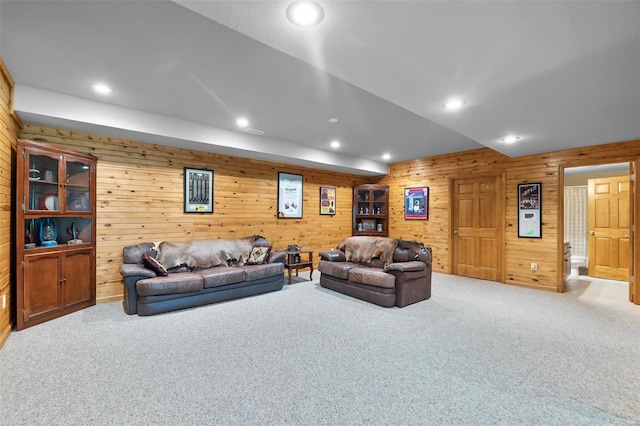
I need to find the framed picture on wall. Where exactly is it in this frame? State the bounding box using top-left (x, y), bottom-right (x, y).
top-left (184, 167), bottom-right (213, 214)
top-left (518, 182), bottom-right (541, 238)
top-left (404, 187), bottom-right (429, 220)
top-left (319, 186), bottom-right (336, 215)
top-left (278, 172), bottom-right (303, 218)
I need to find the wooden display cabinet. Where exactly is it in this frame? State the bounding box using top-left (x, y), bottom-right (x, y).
top-left (353, 184), bottom-right (389, 237)
top-left (16, 139), bottom-right (97, 330)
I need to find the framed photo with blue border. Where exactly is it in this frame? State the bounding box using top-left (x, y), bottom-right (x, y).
top-left (184, 167), bottom-right (213, 214)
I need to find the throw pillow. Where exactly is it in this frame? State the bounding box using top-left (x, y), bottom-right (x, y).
top-left (246, 245), bottom-right (271, 265)
top-left (143, 252), bottom-right (168, 276)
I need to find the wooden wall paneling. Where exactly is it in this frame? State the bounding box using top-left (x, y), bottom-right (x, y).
top-left (0, 57), bottom-right (21, 348)
top-left (18, 125), bottom-right (640, 302)
top-left (382, 141), bottom-right (640, 295)
top-left (20, 124), bottom-right (364, 303)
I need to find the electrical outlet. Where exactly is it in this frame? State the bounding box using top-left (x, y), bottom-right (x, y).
top-left (531, 263), bottom-right (537, 272)
top-left (2, 294), bottom-right (6, 310)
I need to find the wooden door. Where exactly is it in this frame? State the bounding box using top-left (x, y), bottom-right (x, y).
top-left (22, 252), bottom-right (62, 326)
top-left (452, 176), bottom-right (502, 280)
top-left (63, 249), bottom-right (94, 309)
top-left (588, 176), bottom-right (630, 280)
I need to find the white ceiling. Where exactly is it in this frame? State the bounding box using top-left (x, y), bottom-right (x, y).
top-left (1, 1), bottom-right (639, 176)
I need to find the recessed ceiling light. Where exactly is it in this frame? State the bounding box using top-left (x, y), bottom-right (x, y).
top-left (235, 117), bottom-right (249, 128)
top-left (330, 140), bottom-right (340, 148)
top-left (91, 83), bottom-right (112, 95)
top-left (286, 1), bottom-right (324, 27)
top-left (328, 118), bottom-right (338, 123)
top-left (500, 135), bottom-right (521, 144)
top-left (441, 98), bottom-right (466, 110)
top-left (382, 153), bottom-right (391, 160)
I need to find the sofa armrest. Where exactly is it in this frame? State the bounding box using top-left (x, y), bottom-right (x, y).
top-left (120, 263), bottom-right (156, 278)
top-left (319, 250), bottom-right (346, 262)
top-left (384, 261), bottom-right (426, 272)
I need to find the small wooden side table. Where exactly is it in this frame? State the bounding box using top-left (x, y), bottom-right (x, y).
top-left (284, 250), bottom-right (313, 284)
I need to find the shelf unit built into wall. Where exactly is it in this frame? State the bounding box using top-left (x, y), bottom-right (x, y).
top-left (352, 184), bottom-right (389, 237)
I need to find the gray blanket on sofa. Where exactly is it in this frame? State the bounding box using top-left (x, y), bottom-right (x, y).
top-left (156, 236), bottom-right (258, 269)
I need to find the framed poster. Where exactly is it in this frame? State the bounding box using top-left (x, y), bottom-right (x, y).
top-left (404, 187), bottom-right (429, 220)
top-left (184, 167), bottom-right (213, 213)
top-left (319, 186), bottom-right (336, 215)
top-left (518, 183), bottom-right (541, 238)
top-left (278, 172), bottom-right (303, 218)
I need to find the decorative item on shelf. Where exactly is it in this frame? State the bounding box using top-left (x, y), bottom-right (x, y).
top-left (358, 222), bottom-right (363, 231)
top-left (377, 206), bottom-right (381, 215)
top-left (359, 207), bottom-right (364, 214)
top-left (28, 163), bottom-right (40, 181)
top-left (67, 222), bottom-right (83, 245)
top-left (364, 192), bottom-right (369, 201)
top-left (25, 219), bottom-right (36, 249)
top-left (40, 218), bottom-right (58, 247)
top-left (44, 170), bottom-right (54, 181)
top-left (365, 207), bottom-right (369, 214)
top-left (377, 223), bottom-right (383, 232)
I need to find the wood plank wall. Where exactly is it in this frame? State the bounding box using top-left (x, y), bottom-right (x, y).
top-left (19, 125), bottom-right (371, 303)
top-left (379, 140), bottom-right (640, 293)
top-left (0, 58), bottom-right (21, 347)
top-left (17, 123), bottom-right (640, 302)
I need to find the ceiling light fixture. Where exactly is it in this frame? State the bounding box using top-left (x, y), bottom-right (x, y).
top-left (91, 83), bottom-right (112, 95)
top-left (235, 117), bottom-right (249, 128)
top-left (441, 97), bottom-right (466, 110)
top-left (500, 135), bottom-right (521, 144)
top-left (286, 1), bottom-right (325, 27)
top-left (328, 118), bottom-right (338, 123)
top-left (382, 153), bottom-right (391, 160)
top-left (330, 140), bottom-right (340, 148)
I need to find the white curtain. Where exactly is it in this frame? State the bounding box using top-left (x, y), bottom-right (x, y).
top-left (564, 186), bottom-right (588, 257)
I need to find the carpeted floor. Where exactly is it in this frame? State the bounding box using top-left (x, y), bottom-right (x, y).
top-left (1, 272), bottom-right (639, 425)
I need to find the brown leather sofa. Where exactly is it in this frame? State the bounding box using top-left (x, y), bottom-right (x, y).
top-left (318, 237), bottom-right (432, 307)
top-left (119, 236), bottom-right (285, 316)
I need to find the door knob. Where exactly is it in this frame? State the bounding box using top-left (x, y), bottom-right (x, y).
top-left (453, 230), bottom-right (458, 234)
top-left (590, 230), bottom-right (595, 235)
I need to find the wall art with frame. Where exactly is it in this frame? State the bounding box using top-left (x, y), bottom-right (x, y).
top-left (518, 182), bottom-right (541, 238)
top-left (404, 187), bottom-right (429, 220)
top-left (278, 172), bottom-right (303, 218)
top-left (184, 167), bottom-right (213, 214)
top-left (319, 186), bottom-right (336, 215)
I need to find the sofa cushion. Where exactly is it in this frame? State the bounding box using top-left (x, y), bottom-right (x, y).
top-left (136, 273), bottom-right (203, 296)
top-left (318, 260), bottom-right (359, 280)
top-left (195, 266), bottom-right (246, 288)
top-left (143, 253), bottom-right (168, 276)
top-left (384, 261), bottom-right (426, 273)
top-left (242, 262), bottom-right (284, 281)
top-left (123, 243), bottom-right (157, 264)
top-left (348, 267), bottom-right (396, 289)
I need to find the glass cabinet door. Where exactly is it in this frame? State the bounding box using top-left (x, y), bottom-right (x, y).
top-left (26, 152), bottom-right (59, 213)
top-left (65, 159), bottom-right (91, 212)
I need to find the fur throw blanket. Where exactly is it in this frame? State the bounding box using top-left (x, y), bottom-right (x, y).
top-left (337, 236), bottom-right (399, 266)
top-left (155, 235), bottom-right (259, 269)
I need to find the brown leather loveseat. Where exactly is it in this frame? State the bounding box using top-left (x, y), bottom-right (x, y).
top-left (318, 236), bottom-right (432, 307)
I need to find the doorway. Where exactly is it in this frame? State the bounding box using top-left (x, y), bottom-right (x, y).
top-left (563, 163), bottom-right (630, 301)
